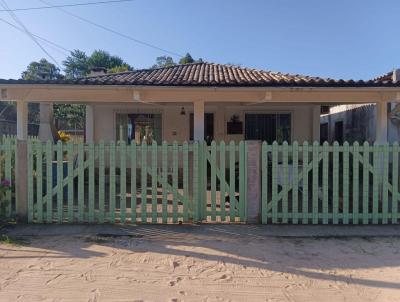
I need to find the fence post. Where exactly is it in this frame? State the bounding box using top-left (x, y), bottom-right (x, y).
top-left (16, 140), bottom-right (28, 221)
top-left (246, 140), bottom-right (261, 223)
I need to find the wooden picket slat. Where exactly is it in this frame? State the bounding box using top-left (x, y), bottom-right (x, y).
top-left (140, 143), bottom-right (147, 223)
top-left (229, 141), bottom-right (236, 222)
top-left (362, 142), bottom-right (369, 224)
top-left (161, 142), bottom-right (168, 223)
top-left (352, 142), bottom-right (359, 224)
top-left (392, 143), bottom-right (399, 224)
top-left (272, 142), bottom-right (278, 223)
top-left (292, 141), bottom-right (299, 224)
top-left (27, 141), bottom-right (34, 223)
top-left (302, 142), bottom-right (309, 224)
top-left (56, 141), bottom-right (63, 223)
top-left (332, 142), bottom-right (339, 224)
top-left (46, 141), bottom-right (53, 223)
top-left (67, 143), bottom-right (74, 223)
top-left (372, 144), bottom-right (379, 224)
top-left (36, 143), bottom-right (43, 223)
top-left (183, 142), bottom-right (189, 222)
top-left (151, 142), bottom-right (157, 223)
top-left (210, 141), bottom-right (217, 221)
top-left (343, 142), bottom-right (350, 224)
top-left (261, 142), bottom-right (268, 224)
top-left (120, 141), bottom-right (127, 223)
top-left (172, 142), bottom-right (178, 223)
top-left (77, 142), bottom-right (84, 223)
top-left (130, 143), bottom-right (137, 223)
top-left (98, 141), bottom-right (105, 223)
top-left (88, 142), bottom-right (95, 223)
top-left (382, 144), bottom-right (389, 224)
top-left (322, 141), bottom-right (329, 224)
top-left (109, 142), bottom-right (116, 223)
top-left (312, 141), bottom-right (319, 224)
top-left (193, 142), bottom-right (199, 222)
top-left (220, 141), bottom-right (226, 222)
top-left (282, 142), bottom-right (289, 223)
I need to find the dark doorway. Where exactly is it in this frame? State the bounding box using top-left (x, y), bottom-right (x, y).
top-left (334, 121), bottom-right (344, 144)
top-left (190, 113), bottom-right (214, 144)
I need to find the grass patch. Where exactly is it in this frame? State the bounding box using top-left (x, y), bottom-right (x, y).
top-left (0, 234), bottom-right (30, 245)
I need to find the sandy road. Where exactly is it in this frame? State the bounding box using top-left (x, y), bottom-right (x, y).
top-left (0, 225), bottom-right (400, 301)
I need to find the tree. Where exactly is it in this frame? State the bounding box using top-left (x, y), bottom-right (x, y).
top-left (178, 53), bottom-right (194, 65)
top-left (107, 63), bottom-right (132, 74)
top-left (63, 50), bottom-right (89, 79)
top-left (152, 56), bottom-right (176, 68)
top-left (21, 58), bottom-right (63, 80)
top-left (63, 49), bottom-right (132, 79)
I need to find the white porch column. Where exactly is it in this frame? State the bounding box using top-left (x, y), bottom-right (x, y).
top-left (376, 101), bottom-right (388, 144)
top-left (16, 100), bottom-right (28, 220)
top-left (38, 103), bottom-right (54, 142)
top-left (312, 105), bottom-right (320, 142)
top-left (85, 104), bottom-right (94, 143)
top-left (16, 100), bottom-right (28, 140)
top-left (193, 101), bottom-right (205, 141)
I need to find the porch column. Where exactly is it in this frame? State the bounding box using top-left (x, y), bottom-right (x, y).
top-left (193, 101), bottom-right (205, 141)
top-left (85, 104), bottom-right (94, 143)
top-left (376, 101), bottom-right (388, 144)
top-left (38, 103), bottom-right (54, 142)
top-left (312, 105), bottom-right (321, 142)
top-left (16, 100), bottom-right (28, 220)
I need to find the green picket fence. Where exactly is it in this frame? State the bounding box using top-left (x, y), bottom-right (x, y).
top-left (26, 140), bottom-right (247, 224)
top-left (262, 141), bottom-right (400, 224)
top-left (0, 137), bottom-right (16, 218)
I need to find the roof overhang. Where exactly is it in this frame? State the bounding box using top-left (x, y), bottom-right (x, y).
top-left (1, 83), bottom-right (400, 104)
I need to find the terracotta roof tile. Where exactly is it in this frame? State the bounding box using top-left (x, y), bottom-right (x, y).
top-left (1, 62), bottom-right (400, 87)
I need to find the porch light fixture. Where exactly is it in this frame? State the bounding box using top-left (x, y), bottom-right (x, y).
top-left (180, 106), bottom-right (186, 115)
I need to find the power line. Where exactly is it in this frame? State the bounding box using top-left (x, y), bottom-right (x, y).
top-left (0, 0), bottom-right (137, 12)
top-left (40, 0), bottom-right (184, 58)
top-left (0, 17), bottom-right (71, 55)
top-left (0, 0), bottom-right (61, 67)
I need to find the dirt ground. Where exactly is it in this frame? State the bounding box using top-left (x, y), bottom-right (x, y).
top-left (0, 225), bottom-right (400, 302)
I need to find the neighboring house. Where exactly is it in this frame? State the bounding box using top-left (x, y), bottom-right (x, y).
top-left (0, 62), bottom-right (399, 145)
top-left (320, 70), bottom-right (400, 144)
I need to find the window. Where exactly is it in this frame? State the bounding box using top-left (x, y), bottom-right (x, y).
top-left (116, 113), bottom-right (162, 144)
top-left (245, 113), bottom-right (291, 143)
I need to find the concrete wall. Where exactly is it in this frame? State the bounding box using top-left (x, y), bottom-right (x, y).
top-left (91, 102), bottom-right (319, 143)
top-left (320, 103), bottom-right (400, 144)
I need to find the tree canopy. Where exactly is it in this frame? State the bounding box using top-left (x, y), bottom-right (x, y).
top-left (63, 49), bottom-right (132, 79)
top-left (21, 58), bottom-right (63, 80)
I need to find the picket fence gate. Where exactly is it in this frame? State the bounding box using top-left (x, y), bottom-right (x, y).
top-left (26, 140), bottom-right (247, 224)
top-left (262, 141), bottom-right (400, 224)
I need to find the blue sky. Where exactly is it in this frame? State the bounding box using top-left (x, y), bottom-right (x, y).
top-left (0, 0), bottom-right (399, 80)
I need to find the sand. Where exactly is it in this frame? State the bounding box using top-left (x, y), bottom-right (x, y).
top-left (1, 226), bottom-right (400, 302)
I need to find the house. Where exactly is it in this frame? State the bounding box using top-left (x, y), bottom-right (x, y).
top-left (2, 62), bottom-right (400, 225)
top-left (320, 70), bottom-right (400, 144)
top-left (1, 62), bottom-right (398, 145)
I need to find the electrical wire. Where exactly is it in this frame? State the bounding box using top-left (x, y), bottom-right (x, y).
top-left (40, 0), bottom-right (184, 58)
top-left (0, 0), bottom-right (137, 12)
top-left (0, 17), bottom-right (71, 55)
top-left (0, 0), bottom-right (61, 67)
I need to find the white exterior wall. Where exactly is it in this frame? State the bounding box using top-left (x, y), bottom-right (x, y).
top-left (91, 102), bottom-right (317, 143)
